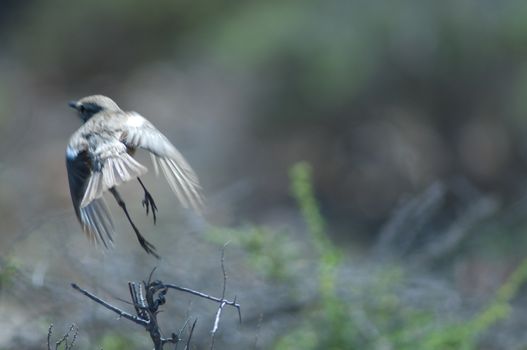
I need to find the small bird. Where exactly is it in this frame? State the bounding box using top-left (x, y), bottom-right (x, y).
top-left (66, 95), bottom-right (203, 257)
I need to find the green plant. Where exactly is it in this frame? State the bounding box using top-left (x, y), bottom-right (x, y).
top-left (423, 257), bottom-right (527, 350)
top-left (276, 162), bottom-right (347, 349)
top-left (99, 333), bottom-right (137, 350)
top-left (212, 161), bottom-right (527, 349)
top-left (0, 259), bottom-right (17, 289)
top-left (207, 225), bottom-right (298, 281)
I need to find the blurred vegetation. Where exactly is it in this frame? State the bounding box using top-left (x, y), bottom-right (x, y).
top-left (3, 1), bottom-right (527, 349)
top-left (423, 257), bottom-right (527, 350)
top-left (207, 225), bottom-right (298, 281)
top-left (98, 332), bottom-right (138, 350)
top-left (0, 259), bottom-right (17, 290)
top-left (278, 162), bottom-right (527, 349)
top-left (277, 162), bottom-right (345, 349)
top-left (5, 1), bottom-right (527, 220)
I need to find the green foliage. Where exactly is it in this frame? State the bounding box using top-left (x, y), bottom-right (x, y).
top-left (99, 333), bottom-right (137, 350)
top-left (0, 259), bottom-right (18, 289)
top-left (207, 225), bottom-right (298, 281)
top-left (283, 162), bottom-right (422, 349)
top-left (289, 161), bottom-right (341, 281)
top-left (423, 257), bottom-right (527, 350)
top-left (275, 162), bottom-right (348, 349)
top-left (278, 162), bottom-right (527, 349)
top-left (208, 1), bottom-right (375, 106)
top-left (6, 0), bottom-right (242, 79)
top-left (208, 162), bottom-right (527, 349)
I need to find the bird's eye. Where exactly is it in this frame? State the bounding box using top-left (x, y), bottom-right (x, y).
top-left (79, 105), bottom-right (86, 112)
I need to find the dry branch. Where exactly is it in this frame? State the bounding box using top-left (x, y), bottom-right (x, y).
top-left (71, 246), bottom-right (240, 349)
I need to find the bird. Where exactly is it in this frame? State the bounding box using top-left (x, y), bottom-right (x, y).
top-left (65, 95), bottom-right (203, 258)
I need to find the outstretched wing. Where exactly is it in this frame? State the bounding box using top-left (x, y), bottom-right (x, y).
top-left (121, 112), bottom-right (204, 211)
top-left (65, 146), bottom-right (115, 247)
top-left (79, 136), bottom-right (148, 208)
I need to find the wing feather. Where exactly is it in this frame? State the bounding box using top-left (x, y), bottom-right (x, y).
top-left (80, 139), bottom-right (148, 207)
top-left (66, 148), bottom-right (115, 247)
top-left (122, 112), bottom-right (204, 211)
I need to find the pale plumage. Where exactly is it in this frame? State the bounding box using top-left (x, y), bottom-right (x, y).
top-left (66, 95), bottom-right (203, 256)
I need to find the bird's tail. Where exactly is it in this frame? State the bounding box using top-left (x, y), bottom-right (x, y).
top-left (80, 153), bottom-right (147, 208)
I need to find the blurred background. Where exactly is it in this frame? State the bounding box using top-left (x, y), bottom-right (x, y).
top-left (2, 1), bottom-right (527, 349)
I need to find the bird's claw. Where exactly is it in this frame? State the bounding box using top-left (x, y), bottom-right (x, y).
top-left (142, 190), bottom-right (158, 224)
top-left (138, 234), bottom-right (159, 259)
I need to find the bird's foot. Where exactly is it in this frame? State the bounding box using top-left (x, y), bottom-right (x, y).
top-left (142, 189), bottom-right (158, 224)
top-left (137, 233), bottom-right (160, 259)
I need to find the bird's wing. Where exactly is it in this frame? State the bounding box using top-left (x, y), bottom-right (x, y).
top-left (66, 146), bottom-right (115, 247)
top-left (121, 112), bottom-right (204, 211)
top-left (80, 136), bottom-right (148, 207)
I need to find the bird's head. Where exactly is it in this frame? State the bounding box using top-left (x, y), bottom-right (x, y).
top-left (68, 95), bottom-right (121, 122)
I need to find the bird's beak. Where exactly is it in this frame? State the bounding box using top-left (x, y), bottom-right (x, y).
top-left (68, 100), bottom-right (78, 109)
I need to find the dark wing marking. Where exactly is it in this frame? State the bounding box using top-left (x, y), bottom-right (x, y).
top-left (80, 136), bottom-right (148, 208)
top-left (66, 148), bottom-right (115, 247)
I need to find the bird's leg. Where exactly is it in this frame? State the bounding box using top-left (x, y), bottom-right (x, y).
top-left (137, 177), bottom-right (158, 224)
top-left (109, 187), bottom-right (160, 259)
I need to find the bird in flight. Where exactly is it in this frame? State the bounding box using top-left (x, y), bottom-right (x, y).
top-left (66, 95), bottom-right (203, 258)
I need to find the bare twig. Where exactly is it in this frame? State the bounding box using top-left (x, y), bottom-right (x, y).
top-left (163, 245), bottom-right (241, 325)
top-left (71, 283), bottom-right (148, 326)
top-left (220, 242), bottom-right (229, 299)
top-left (164, 283), bottom-right (241, 316)
top-left (173, 317), bottom-right (196, 350)
top-left (185, 319), bottom-right (198, 350)
top-left (211, 243), bottom-right (230, 349)
top-left (211, 301), bottom-right (226, 349)
top-left (71, 247), bottom-right (241, 349)
top-left (47, 323), bottom-right (78, 350)
top-left (47, 324), bottom-right (53, 350)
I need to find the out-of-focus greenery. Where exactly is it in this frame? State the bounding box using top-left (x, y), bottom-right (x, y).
top-left (277, 162), bottom-right (527, 349)
top-left (5, 0), bottom-right (527, 220)
top-left (0, 259), bottom-right (17, 290)
top-left (289, 162), bottom-right (341, 293)
top-left (5, 0), bottom-right (242, 81)
top-left (204, 161), bottom-right (527, 349)
top-left (98, 332), bottom-right (137, 350)
top-left (282, 161), bottom-right (345, 349)
top-left (423, 257), bottom-right (527, 350)
top-left (207, 225), bottom-right (298, 281)
top-left (3, 1), bottom-right (527, 348)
